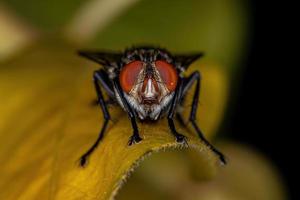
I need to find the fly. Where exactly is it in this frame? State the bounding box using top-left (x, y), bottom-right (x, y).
top-left (78, 47), bottom-right (226, 166)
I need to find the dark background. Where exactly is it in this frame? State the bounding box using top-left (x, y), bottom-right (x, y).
top-left (224, 0), bottom-right (296, 199)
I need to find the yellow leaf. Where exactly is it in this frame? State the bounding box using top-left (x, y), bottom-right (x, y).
top-left (0, 40), bottom-right (228, 200)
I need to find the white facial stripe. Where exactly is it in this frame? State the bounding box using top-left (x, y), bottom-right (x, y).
top-left (144, 78), bottom-right (157, 98)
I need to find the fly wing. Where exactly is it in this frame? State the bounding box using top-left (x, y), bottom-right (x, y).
top-left (173, 53), bottom-right (204, 71)
top-left (78, 50), bottom-right (123, 68)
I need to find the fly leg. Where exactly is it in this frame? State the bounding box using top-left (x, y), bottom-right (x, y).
top-left (167, 79), bottom-right (188, 144)
top-left (127, 117), bottom-right (142, 145)
top-left (112, 80), bottom-right (142, 145)
top-left (80, 70), bottom-right (112, 167)
top-left (183, 71), bottom-right (226, 164)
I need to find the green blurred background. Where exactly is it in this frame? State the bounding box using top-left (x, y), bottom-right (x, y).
top-left (1, 0), bottom-right (248, 71)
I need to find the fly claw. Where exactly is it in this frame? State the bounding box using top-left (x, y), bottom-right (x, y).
top-left (78, 47), bottom-right (226, 166)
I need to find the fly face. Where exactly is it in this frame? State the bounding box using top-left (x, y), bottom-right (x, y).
top-left (119, 57), bottom-right (178, 120)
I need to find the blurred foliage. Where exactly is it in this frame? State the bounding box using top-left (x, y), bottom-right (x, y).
top-left (117, 142), bottom-right (287, 200)
top-left (90, 0), bottom-right (248, 71)
top-left (3, 0), bottom-right (86, 30)
top-left (2, 0), bottom-right (248, 71)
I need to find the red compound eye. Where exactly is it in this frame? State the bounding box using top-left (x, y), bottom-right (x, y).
top-left (119, 60), bottom-right (144, 93)
top-left (155, 60), bottom-right (178, 91)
